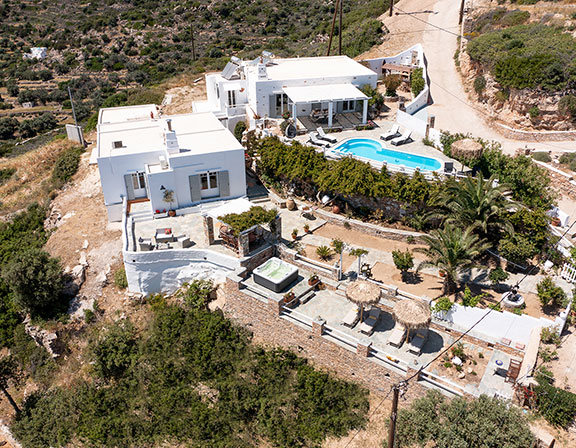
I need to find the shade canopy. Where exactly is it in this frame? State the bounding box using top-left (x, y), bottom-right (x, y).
top-left (345, 280), bottom-right (381, 306)
top-left (283, 83), bottom-right (368, 104)
top-left (450, 138), bottom-right (483, 160)
top-left (393, 299), bottom-right (431, 330)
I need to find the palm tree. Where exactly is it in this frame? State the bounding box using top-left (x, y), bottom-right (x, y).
top-left (415, 224), bottom-right (490, 294)
top-left (432, 174), bottom-right (516, 238)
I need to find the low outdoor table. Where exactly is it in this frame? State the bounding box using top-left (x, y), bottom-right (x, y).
top-left (155, 228), bottom-right (175, 243)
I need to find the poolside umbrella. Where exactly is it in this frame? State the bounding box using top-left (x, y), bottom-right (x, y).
top-left (393, 299), bottom-right (431, 342)
top-left (450, 139), bottom-right (483, 171)
top-left (345, 280), bottom-right (381, 322)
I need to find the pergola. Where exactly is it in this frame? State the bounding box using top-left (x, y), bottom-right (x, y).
top-left (283, 83), bottom-right (369, 128)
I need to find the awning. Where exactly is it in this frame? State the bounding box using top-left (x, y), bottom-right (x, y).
top-left (206, 198), bottom-right (253, 220)
top-left (283, 83), bottom-right (368, 104)
top-left (223, 82), bottom-right (243, 91)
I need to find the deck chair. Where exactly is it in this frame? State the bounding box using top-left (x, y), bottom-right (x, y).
top-left (308, 132), bottom-right (329, 148)
top-left (316, 127), bottom-right (337, 144)
top-left (342, 307), bottom-right (360, 328)
top-left (358, 307), bottom-right (381, 336)
top-left (407, 328), bottom-right (429, 355)
top-left (387, 324), bottom-right (406, 348)
top-left (390, 130), bottom-right (412, 146)
top-left (380, 124), bottom-right (400, 141)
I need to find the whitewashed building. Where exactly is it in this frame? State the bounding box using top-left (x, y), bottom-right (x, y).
top-left (23, 47), bottom-right (48, 60)
top-left (96, 104), bottom-right (247, 222)
top-left (193, 53), bottom-right (378, 130)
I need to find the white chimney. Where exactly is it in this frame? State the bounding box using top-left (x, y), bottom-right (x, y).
top-left (164, 119), bottom-right (179, 154)
top-left (257, 57), bottom-right (268, 80)
top-left (159, 155), bottom-right (169, 170)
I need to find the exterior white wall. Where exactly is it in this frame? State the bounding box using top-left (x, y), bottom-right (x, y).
top-left (98, 150), bottom-right (165, 208)
top-left (146, 169), bottom-right (178, 212)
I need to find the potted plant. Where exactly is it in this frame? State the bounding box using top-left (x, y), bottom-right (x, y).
top-left (332, 204), bottom-right (340, 214)
top-left (303, 223), bottom-right (310, 234)
top-left (283, 291), bottom-right (295, 304)
top-left (551, 216), bottom-right (561, 227)
top-left (163, 189), bottom-right (176, 216)
top-left (291, 228), bottom-right (299, 240)
top-left (308, 274), bottom-right (319, 286)
top-left (439, 269), bottom-right (446, 278)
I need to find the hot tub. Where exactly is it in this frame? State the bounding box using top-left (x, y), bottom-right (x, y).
top-left (253, 257), bottom-right (299, 292)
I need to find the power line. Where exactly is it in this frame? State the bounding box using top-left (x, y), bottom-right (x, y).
top-left (394, 6), bottom-right (465, 39)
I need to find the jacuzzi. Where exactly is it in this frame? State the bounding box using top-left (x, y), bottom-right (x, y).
top-left (253, 257), bottom-right (299, 292)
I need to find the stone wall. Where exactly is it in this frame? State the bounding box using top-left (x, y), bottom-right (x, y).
top-left (223, 277), bottom-right (428, 402)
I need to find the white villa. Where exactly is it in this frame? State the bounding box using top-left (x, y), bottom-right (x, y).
top-left (193, 53), bottom-right (378, 131)
top-left (96, 104), bottom-right (247, 222)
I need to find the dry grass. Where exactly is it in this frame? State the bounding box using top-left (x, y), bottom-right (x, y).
top-left (0, 137), bottom-right (79, 215)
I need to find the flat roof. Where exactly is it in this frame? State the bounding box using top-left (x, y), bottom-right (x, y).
top-left (250, 55), bottom-right (376, 81)
top-left (99, 104), bottom-right (157, 125)
top-left (283, 83), bottom-right (368, 104)
top-left (97, 109), bottom-right (242, 159)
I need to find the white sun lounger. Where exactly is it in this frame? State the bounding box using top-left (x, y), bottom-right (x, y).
top-left (308, 132), bottom-right (329, 148)
top-left (387, 324), bottom-right (406, 348)
top-left (342, 308), bottom-right (360, 328)
top-left (316, 127), bottom-right (337, 144)
top-left (390, 130), bottom-right (412, 146)
top-left (407, 328), bottom-right (429, 355)
top-left (380, 124), bottom-right (400, 141)
top-left (358, 307), bottom-right (381, 335)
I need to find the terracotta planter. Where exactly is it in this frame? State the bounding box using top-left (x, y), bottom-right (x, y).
top-left (551, 217), bottom-right (561, 227)
top-left (308, 278), bottom-right (319, 286)
top-left (168, 210), bottom-right (176, 217)
top-left (292, 234), bottom-right (298, 240)
top-left (286, 199), bottom-right (296, 211)
top-left (439, 270), bottom-right (446, 278)
top-left (332, 205), bottom-right (340, 214)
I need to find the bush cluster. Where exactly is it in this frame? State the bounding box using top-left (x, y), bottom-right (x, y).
top-left (410, 67), bottom-right (426, 96)
top-left (219, 206), bottom-right (278, 235)
top-left (52, 147), bottom-right (84, 184)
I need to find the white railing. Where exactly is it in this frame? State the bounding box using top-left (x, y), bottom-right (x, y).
top-left (370, 347), bottom-right (409, 373)
top-left (561, 262), bottom-right (576, 283)
top-left (294, 252), bottom-right (338, 276)
top-left (323, 325), bottom-right (359, 352)
top-left (281, 307), bottom-right (313, 329)
top-left (419, 369), bottom-right (468, 397)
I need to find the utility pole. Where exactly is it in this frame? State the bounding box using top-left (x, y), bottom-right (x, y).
top-left (327, 0), bottom-right (340, 56)
top-left (387, 383), bottom-right (402, 448)
top-left (190, 26), bottom-right (196, 61)
top-left (389, 0), bottom-right (394, 17)
top-left (338, 0), bottom-right (343, 55)
top-left (459, 0), bottom-right (465, 24)
top-left (67, 86), bottom-right (85, 147)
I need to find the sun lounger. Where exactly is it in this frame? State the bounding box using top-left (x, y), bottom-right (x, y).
top-left (390, 130), bottom-right (412, 146)
top-left (387, 324), bottom-right (406, 348)
top-left (308, 132), bottom-right (329, 148)
top-left (407, 328), bottom-right (428, 355)
top-left (342, 308), bottom-right (360, 328)
top-left (380, 124), bottom-right (400, 141)
top-left (316, 127), bottom-right (337, 144)
top-left (358, 307), bottom-right (381, 335)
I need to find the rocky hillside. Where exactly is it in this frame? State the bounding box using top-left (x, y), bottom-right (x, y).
top-left (461, 2), bottom-right (576, 131)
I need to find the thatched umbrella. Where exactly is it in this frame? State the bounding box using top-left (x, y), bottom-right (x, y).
top-left (393, 299), bottom-right (432, 341)
top-left (451, 139), bottom-right (483, 172)
top-left (345, 280), bottom-right (381, 321)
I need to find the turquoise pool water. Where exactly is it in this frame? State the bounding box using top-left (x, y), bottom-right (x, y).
top-left (334, 138), bottom-right (442, 171)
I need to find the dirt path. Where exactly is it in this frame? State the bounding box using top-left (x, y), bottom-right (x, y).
top-left (361, 0), bottom-right (575, 154)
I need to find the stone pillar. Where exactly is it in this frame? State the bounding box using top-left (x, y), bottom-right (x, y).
top-left (238, 231), bottom-right (250, 257)
top-left (362, 98), bottom-right (368, 124)
top-left (328, 101), bottom-right (334, 128)
top-left (268, 296), bottom-right (283, 316)
top-left (312, 317), bottom-right (326, 337)
top-left (203, 215), bottom-right (214, 245)
top-left (357, 339), bottom-right (372, 357)
top-left (272, 215), bottom-right (282, 241)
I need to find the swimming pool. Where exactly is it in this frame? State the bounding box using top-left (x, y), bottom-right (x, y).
top-left (334, 138), bottom-right (442, 171)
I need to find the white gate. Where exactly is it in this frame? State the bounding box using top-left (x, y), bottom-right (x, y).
top-left (561, 262), bottom-right (576, 283)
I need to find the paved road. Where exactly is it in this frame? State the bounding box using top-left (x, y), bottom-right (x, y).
top-left (382, 0), bottom-right (575, 154)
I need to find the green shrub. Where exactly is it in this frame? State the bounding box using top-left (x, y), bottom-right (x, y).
top-left (559, 95), bottom-right (576, 120)
top-left (541, 326), bottom-right (561, 346)
top-left (536, 277), bottom-right (566, 308)
top-left (218, 206), bottom-right (277, 235)
top-left (233, 121), bottom-right (247, 142)
top-left (113, 266), bottom-right (128, 289)
top-left (360, 84), bottom-right (384, 110)
top-left (498, 234), bottom-right (538, 266)
top-left (501, 10), bottom-right (530, 27)
top-left (473, 75), bottom-right (486, 94)
top-left (383, 75), bottom-right (401, 96)
top-left (0, 167), bottom-right (16, 185)
top-left (433, 296), bottom-right (454, 313)
top-left (529, 106), bottom-right (540, 118)
top-left (410, 67), bottom-right (426, 96)
top-left (316, 245), bottom-right (333, 261)
top-left (392, 250), bottom-right (414, 280)
top-left (90, 321), bottom-right (137, 379)
top-left (531, 152), bottom-right (551, 163)
top-left (52, 147), bottom-right (84, 184)
top-left (535, 375), bottom-right (576, 428)
top-left (488, 267), bottom-right (509, 285)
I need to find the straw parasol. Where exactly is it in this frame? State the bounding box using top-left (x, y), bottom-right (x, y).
top-left (451, 139), bottom-right (483, 161)
top-left (393, 299), bottom-right (432, 341)
top-left (345, 280), bottom-right (381, 321)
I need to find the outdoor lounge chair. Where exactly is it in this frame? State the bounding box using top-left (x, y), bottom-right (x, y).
top-left (138, 237), bottom-right (154, 251)
top-left (176, 236), bottom-right (193, 249)
top-left (342, 307), bottom-right (360, 328)
top-left (390, 130), bottom-right (412, 146)
top-left (308, 132), bottom-right (329, 148)
top-left (316, 127), bottom-right (337, 144)
top-left (407, 328), bottom-right (429, 355)
top-left (358, 307), bottom-right (381, 336)
top-left (380, 124), bottom-right (400, 141)
top-left (387, 324), bottom-right (406, 348)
